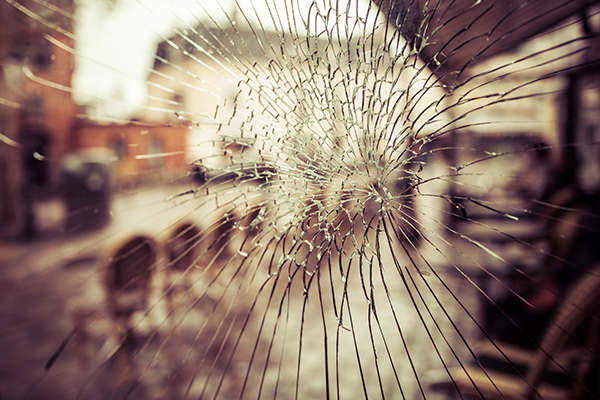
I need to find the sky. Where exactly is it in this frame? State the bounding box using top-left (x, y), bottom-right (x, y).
top-left (71, 0), bottom-right (375, 120)
top-left (72, 0), bottom-right (230, 119)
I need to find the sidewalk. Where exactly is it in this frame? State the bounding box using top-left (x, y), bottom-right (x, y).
top-left (0, 181), bottom-right (203, 399)
top-left (0, 179), bottom-right (481, 399)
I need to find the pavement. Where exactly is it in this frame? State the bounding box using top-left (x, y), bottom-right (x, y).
top-left (0, 180), bottom-right (484, 400)
top-left (0, 181), bottom-right (207, 399)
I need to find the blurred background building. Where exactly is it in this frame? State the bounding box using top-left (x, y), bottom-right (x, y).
top-left (0, 0), bottom-right (189, 238)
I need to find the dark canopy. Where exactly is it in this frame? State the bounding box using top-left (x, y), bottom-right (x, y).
top-left (373, 0), bottom-right (600, 85)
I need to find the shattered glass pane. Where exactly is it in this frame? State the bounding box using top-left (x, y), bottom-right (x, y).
top-left (2, 0), bottom-right (600, 398)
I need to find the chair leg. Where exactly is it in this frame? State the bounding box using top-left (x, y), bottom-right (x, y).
top-left (525, 265), bottom-right (600, 399)
top-left (572, 309), bottom-right (600, 399)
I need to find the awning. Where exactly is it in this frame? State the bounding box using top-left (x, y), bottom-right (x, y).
top-left (373, 0), bottom-right (600, 85)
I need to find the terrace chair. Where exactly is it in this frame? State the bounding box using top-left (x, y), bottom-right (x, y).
top-left (163, 221), bottom-right (202, 318)
top-left (69, 232), bottom-right (159, 390)
top-left (431, 262), bottom-right (600, 399)
top-left (102, 233), bottom-right (158, 321)
top-left (165, 221), bottom-right (201, 273)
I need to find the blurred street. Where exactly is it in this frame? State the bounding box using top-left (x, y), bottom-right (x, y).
top-left (0, 180), bottom-right (483, 399)
top-left (0, 181), bottom-right (205, 399)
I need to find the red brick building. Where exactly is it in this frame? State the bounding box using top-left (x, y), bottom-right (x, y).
top-left (0, 0), bottom-right (77, 236)
top-left (74, 121), bottom-right (189, 188)
top-left (0, 2), bottom-right (190, 237)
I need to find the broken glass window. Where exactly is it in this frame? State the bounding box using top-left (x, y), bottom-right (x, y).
top-left (1, 0), bottom-right (600, 399)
